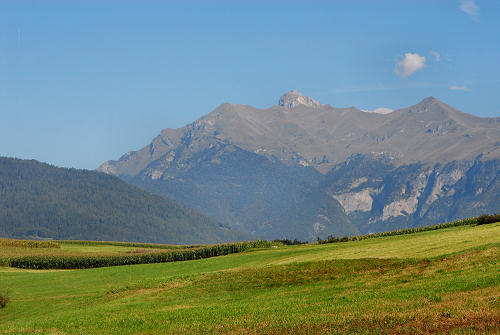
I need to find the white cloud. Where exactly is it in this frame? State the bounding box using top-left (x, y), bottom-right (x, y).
top-left (430, 50), bottom-right (441, 62)
top-left (362, 107), bottom-right (394, 114)
top-left (460, 0), bottom-right (479, 20)
top-left (394, 53), bottom-right (426, 78)
top-left (449, 85), bottom-right (469, 91)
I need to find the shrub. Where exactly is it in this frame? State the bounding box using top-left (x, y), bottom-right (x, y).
top-left (272, 239), bottom-right (308, 245)
top-left (317, 235), bottom-right (350, 244)
top-left (0, 289), bottom-right (9, 308)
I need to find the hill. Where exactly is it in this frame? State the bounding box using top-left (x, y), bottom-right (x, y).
top-left (98, 91), bottom-right (500, 237)
top-left (0, 157), bottom-right (245, 244)
top-left (0, 221), bottom-right (498, 334)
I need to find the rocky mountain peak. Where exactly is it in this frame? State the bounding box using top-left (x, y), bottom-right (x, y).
top-left (419, 96), bottom-right (440, 106)
top-left (278, 90), bottom-right (322, 109)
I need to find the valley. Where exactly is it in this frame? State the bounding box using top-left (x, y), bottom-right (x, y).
top-left (3, 2), bottom-right (500, 334)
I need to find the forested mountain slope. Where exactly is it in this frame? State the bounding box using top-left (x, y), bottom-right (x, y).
top-left (0, 157), bottom-right (245, 243)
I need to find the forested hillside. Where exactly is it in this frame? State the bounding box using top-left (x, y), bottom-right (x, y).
top-left (0, 157), bottom-right (245, 244)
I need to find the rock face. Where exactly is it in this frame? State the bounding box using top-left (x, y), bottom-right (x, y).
top-left (362, 107), bottom-right (393, 114)
top-left (279, 90), bottom-right (322, 109)
top-left (322, 154), bottom-right (500, 233)
top-left (98, 92), bottom-right (500, 239)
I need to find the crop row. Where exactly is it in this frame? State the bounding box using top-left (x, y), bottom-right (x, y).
top-left (0, 238), bottom-right (60, 249)
top-left (58, 240), bottom-right (200, 250)
top-left (317, 214), bottom-right (498, 244)
top-left (4, 240), bottom-right (273, 269)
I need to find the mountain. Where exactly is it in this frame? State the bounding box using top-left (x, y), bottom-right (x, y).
top-left (322, 153), bottom-right (500, 233)
top-left (0, 157), bottom-right (246, 244)
top-left (98, 91), bottom-right (500, 238)
top-left (122, 146), bottom-right (357, 240)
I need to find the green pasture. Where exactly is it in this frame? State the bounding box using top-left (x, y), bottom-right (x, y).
top-left (0, 222), bottom-right (499, 334)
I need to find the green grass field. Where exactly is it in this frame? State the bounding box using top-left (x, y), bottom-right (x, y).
top-left (1, 223), bottom-right (499, 334)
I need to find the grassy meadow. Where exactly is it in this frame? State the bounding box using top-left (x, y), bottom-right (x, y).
top-left (0, 222), bottom-right (499, 334)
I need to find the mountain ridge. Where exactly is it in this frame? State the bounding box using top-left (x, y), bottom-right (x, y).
top-left (97, 91), bottom-right (500, 239)
top-left (99, 92), bottom-right (500, 175)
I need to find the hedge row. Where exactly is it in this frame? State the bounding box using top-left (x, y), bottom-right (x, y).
top-left (476, 213), bottom-right (500, 225)
top-left (0, 238), bottom-right (60, 249)
top-left (317, 215), bottom-right (498, 244)
top-left (5, 240), bottom-right (273, 269)
top-left (272, 238), bottom-right (308, 245)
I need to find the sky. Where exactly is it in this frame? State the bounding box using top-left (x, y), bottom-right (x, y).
top-left (1, 0), bottom-right (499, 169)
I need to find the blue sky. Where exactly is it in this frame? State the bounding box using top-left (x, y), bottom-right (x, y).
top-left (1, 0), bottom-right (499, 169)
